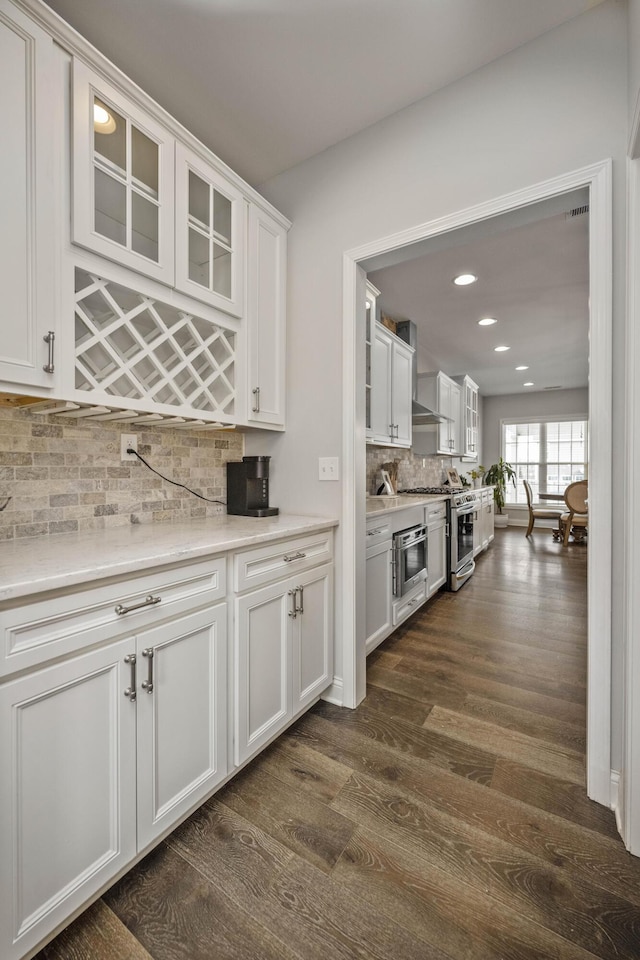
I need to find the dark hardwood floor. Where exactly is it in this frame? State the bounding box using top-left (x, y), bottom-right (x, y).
top-left (37, 528), bottom-right (640, 960)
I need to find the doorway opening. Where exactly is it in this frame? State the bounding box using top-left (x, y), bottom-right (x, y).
top-left (341, 161), bottom-right (612, 808)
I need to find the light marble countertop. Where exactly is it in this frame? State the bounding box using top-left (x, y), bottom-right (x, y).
top-left (0, 514), bottom-right (338, 602)
top-left (366, 494), bottom-right (450, 517)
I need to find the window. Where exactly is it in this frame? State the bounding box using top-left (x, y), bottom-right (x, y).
top-left (503, 419), bottom-right (588, 504)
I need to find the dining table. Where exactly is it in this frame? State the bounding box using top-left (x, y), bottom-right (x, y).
top-left (538, 491), bottom-right (567, 502)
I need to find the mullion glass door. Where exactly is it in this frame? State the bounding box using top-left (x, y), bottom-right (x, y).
top-left (93, 95), bottom-right (160, 264)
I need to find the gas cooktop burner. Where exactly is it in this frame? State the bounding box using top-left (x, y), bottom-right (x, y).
top-left (400, 486), bottom-right (455, 494)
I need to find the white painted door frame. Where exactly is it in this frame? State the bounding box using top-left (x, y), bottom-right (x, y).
top-left (624, 126), bottom-right (640, 852)
top-left (341, 159), bottom-right (613, 808)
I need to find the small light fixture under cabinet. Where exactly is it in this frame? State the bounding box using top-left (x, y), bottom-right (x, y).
top-left (478, 317), bottom-right (497, 326)
top-left (523, 381), bottom-right (534, 387)
top-left (515, 365), bottom-right (528, 371)
top-left (494, 345), bottom-right (510, 352)
top-left (453, 273), bottom-right (477, 286)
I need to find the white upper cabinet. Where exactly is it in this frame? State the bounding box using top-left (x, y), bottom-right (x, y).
top-left (365, 281), bottom-right (380, 439)
top-left (413, 371), bottom-right (460, 456)
top-left (246, 205), bottom-right (287, 427)
top-left (455, 374), bottom-right (479, 461)
top-left (0, 0), bottom-right (57, 389)
top-left (175, 143), bottom-right (245, 317)
top-left (72, 60), bottom-right (176, 286)
top-left (370, 323), bottom-right (413, 448)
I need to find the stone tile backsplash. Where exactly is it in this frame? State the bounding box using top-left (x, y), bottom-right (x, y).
top-left (0, 406), bottom-right (244, 540)
top-left (366, 445), bottom-right (450, 493)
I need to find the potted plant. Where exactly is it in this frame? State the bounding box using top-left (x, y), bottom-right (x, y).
top-left (483, 458), bottom-right (516, 526)
top-left (468, 465), bottom-right (485, 489)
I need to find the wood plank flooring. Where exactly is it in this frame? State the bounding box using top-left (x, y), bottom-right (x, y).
top-left (36, 529), bottom-right (640, 960)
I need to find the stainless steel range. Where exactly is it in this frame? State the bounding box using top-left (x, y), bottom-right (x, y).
top-left (449, 490), bottom-right (478, 591)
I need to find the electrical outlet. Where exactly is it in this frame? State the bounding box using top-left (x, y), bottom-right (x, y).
top-left (121, 434), bottom-right (138, 462)
top-left (318, 457), bottom-right (339, 481)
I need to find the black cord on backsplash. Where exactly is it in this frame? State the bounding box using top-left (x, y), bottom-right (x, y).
top-left (0, 496), bottom-right (11, 511)
top-left (127, 449), bottom-right (226, 505)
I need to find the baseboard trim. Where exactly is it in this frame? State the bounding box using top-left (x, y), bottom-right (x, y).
top-left (322, 676), bottom-right (345, 706)
top-left (610, 769), bottom-right (623, 837)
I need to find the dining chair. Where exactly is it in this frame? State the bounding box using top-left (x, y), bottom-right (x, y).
top-left (523, 479), bottom-right (564, 538)
top-left (561, 480), bottom-right (588, 545)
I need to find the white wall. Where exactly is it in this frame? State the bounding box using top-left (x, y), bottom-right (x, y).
top-left (246, 2), bottom-right (627, 723)
top-left (483, 388), bottom-right (589, 467)
top-left (482, 388), bottom-right (589, 522)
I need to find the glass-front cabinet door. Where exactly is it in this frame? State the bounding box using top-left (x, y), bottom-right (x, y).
top-left (175, 143), bottom-right (245, 318)
top-left (72, 60), bottom-right (175, 285)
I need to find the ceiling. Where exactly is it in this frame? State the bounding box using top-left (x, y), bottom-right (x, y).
top-left (367, 192), bottom-right (590, 397)
top-left (44, 0), bottom-right (605, 186)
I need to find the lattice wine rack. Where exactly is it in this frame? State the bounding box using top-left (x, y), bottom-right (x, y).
top-left (73, 268), bottom-right (236, 420)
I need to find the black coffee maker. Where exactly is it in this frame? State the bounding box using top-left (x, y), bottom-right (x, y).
top-left (226, 456), bottom-right (279, 517)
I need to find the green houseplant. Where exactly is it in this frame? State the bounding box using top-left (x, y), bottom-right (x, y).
top-left (468, 465), bottom-right (485, 488)
top-left (483, 458), bottom-right (516, 515)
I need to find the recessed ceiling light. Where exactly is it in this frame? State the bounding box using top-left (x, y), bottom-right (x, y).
top-left (515, 365), bottom-right (529, 371)
top-left (478, 318), bottom-right (497, 326)
top-left (93, 102), bottom-right (116, 134)
top-left (523, 381), bottom-right (534, 387)
top-left (452, 273), bottom-right (477, 286)
top-left (494, 345), bottom-right (510, 352)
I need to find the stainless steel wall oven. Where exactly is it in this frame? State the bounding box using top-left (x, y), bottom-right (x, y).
top-left (392, 523), bottom-right (428, 597)
top-left (449, 492), bottom-right (476, 591)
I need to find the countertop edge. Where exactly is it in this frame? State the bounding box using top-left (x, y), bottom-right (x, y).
top-left (0, 515), bottom-right (339, 603)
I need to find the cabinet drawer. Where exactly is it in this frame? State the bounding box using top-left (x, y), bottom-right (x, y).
top-left (234, 531), bottom-right (333, 593)
top-left (365, 517), bottom-right (392, 549)
top-left (425, 501), bottom-right (448, 523)
top-left (392, 581), bottom-right (426, 627)
top-left (0, 557), bottom-right (225, 678)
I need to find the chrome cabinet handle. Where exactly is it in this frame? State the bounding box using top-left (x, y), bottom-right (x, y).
top-left (252, 386), bottom-right (260, 413)
top-left (297, 585), bottom-right (304, 615)
top-left (284, 551), bottom-right (306, 563)
top-left (115, 594), bottom-right (161, 616)
top-left (367, 527), bottom-right (384, 536)
top-left (288, 588), bottom-right (298, 618)
top-left (141, 648), bottom-right (154, 693)
top-left (43, 331), bottom-right (55, 374)
top-left (124, 653), bottom-right (137, 702)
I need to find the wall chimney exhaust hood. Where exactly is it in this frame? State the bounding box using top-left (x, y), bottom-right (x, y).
top-left (395, 320), bottom-right (452, 425)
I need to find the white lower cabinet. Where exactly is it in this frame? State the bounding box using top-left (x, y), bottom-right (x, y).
top-left (0, 526), bottom-right (335, 960)
top-left (233, 562), bottom-right (333, 766)
top-left (0, 640), bottom-right (137, 960)
top-left (135, 605), bottom-right (228, 850)
top-left (392, 580), bottom-right (427, 627)
top-left (481, 489), bottom-right (495, 550)
top-left (426, 502), bottom-right (448, 598)
top-left (365, 538), bottom-right (393, 654)
top-left (0, 603), bottom-right (227, 960)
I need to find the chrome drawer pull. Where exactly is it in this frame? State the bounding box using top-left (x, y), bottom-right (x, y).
top-left (115, 594), bottom-right (161, 616)
top-left (124, 653), bottom-right (137, 702)
top-left (297, 585), bottom-right (304, 615)
top-left (288, 588), bottom-right (298, 618)
top-left (43, 331), bottom-right (55, 374)
top-left (141, 648), bottom-right (154, 693)
top-left (252, 386), bottom-right (260, 413)
top-left (367, 527), bottom-right (384, 537)
top-left (283, 551), bottom-right (306, 563)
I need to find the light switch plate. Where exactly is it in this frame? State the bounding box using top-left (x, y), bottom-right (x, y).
top-left (318, 457), bottom-right (340, 481)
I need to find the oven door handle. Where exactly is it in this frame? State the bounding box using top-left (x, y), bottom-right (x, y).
top-left (453, 559), bottom-right (475, 582)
